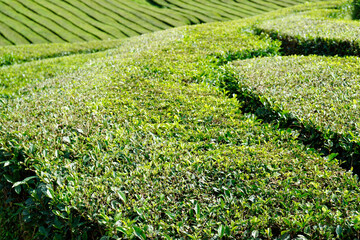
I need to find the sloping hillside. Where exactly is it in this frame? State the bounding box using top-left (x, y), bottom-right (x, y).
top-left (1, 0), bottom-right (360, 239)
top-left (0, 0), bottom-right (326, 45)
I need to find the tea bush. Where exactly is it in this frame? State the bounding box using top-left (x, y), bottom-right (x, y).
top-left (2, 0), bottom-right (360, 239)
top-left (255, 15), bottom-right (360, 56)
top-left (2, 15), bottom-right (360, 239)
top-left (0, 51), bottom-right (112, 96)
top-left (0, 39), bottom-right (124, 67)
top-left (231, 55), bottom-right (360, 171)
top-left (354, 0), bottom-right (360, 18)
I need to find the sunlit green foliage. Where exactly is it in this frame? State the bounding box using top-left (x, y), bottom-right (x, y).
top-left (0, 0), bottom-right (325, 46)
top-left (1, 0), bottom-right (360, 239)
top-left (255, 14), bottom-right (360, 56)
top-left (0, 39), bottom-right (123, 66)
top-left (233, 55), bottom-right (360, 136)
top-left (0, 51), bottom-right (112, 96)
top-left (230, 55), bottom-right (360, 168)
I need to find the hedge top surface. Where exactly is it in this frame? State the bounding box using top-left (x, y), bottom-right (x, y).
top-left (0, 50), bottom-right (111, 96)
top-left (2, 0), bottom-right (360, 239)
top-left (256, 14), bottom-right (360, 43)
top-left (2, 15), bottom-right (360, 238)
top-left (251, 0), bottom-right (350, 20)
top-left (231, 55), bottom-right (360, 137)
top-left (0, 39), bottom-right (124, 67)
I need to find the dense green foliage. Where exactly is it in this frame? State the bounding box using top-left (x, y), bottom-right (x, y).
top-left (355, 0), bottom-right (360, 18)
top-left (230, 55), bottom-right (360, 170)
top-left (2, 0), bottom-right (360, 239)
top-left (0, 39), bottom-right (124, 67)
top-left (0, 20), bottom-right (283, 239)
top-left (0, 51), bottom-right (112, 96)
top-left (0, 0), bottom-right (326, 46)
top-left (255, 14), bottom-right (360, 56)
top-left (232, 55), bottom-right (360, 137)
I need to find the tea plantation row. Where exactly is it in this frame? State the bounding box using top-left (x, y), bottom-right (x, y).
top-left (0, 0), bottom-right (326, 46)
top-left (1, 0), bottom-right (360, 239)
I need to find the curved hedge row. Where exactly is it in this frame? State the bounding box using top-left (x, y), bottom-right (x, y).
top-left (0, 39), bottom-right (124, 67)
top-left (230, 55), bottom-right (360, 171)
top-left (2, 0), bottom-right (360, 239)
top-left (255, 15), bottom-right (360, 56)
top-left (0, 0), bottom-right (326, 46)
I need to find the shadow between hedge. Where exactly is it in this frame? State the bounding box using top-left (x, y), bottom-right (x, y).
top-left (219, 75), bottom-right (360, 176)
top-left (217, 26), bottom-right (360, 176)
top-left (254, 28), bottom-right (360, 57)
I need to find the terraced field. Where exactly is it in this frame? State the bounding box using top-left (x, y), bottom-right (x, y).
top-left (0, 0), bottom-right (325, 45)
top-left (2, 0), bottom-right (360, 239)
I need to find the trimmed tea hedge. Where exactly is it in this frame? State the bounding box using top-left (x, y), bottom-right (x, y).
top-left (2, 0), bottom-right (360, 239)
top-left (230, 55), bottom-right (360, 170)
top-left (0, 0), bottom-right (327, 46)
top-left (0, 51), bottom-right (111, 96)
top-left (2, 14), bottom-right (360, 238)
top-left (0, 39), bottom-right (124, 66)
top-left (255, 15), bottom-right (360, 56)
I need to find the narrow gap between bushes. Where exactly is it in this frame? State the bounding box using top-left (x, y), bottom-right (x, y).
top-left (216, 28), bottom-right (360, 176)
top-left (253, 28), bottom-right (360, 57)
top-left (219, 75), bottom-right (360, 176)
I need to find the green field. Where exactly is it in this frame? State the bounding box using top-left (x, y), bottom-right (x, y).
top-left (0, 0), bottom-right (327, 46)
top-left (2, 0), bottom-right (360, 239)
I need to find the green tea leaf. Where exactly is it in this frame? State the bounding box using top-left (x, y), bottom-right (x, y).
top-left (133, 226), bottom-right (146, 240)
top-left (218, 225), bottom-right (225, 238)
top-left (119, 191), bottom-right (127, 203)
top-left (336, 225), bottom-right (342, 237)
